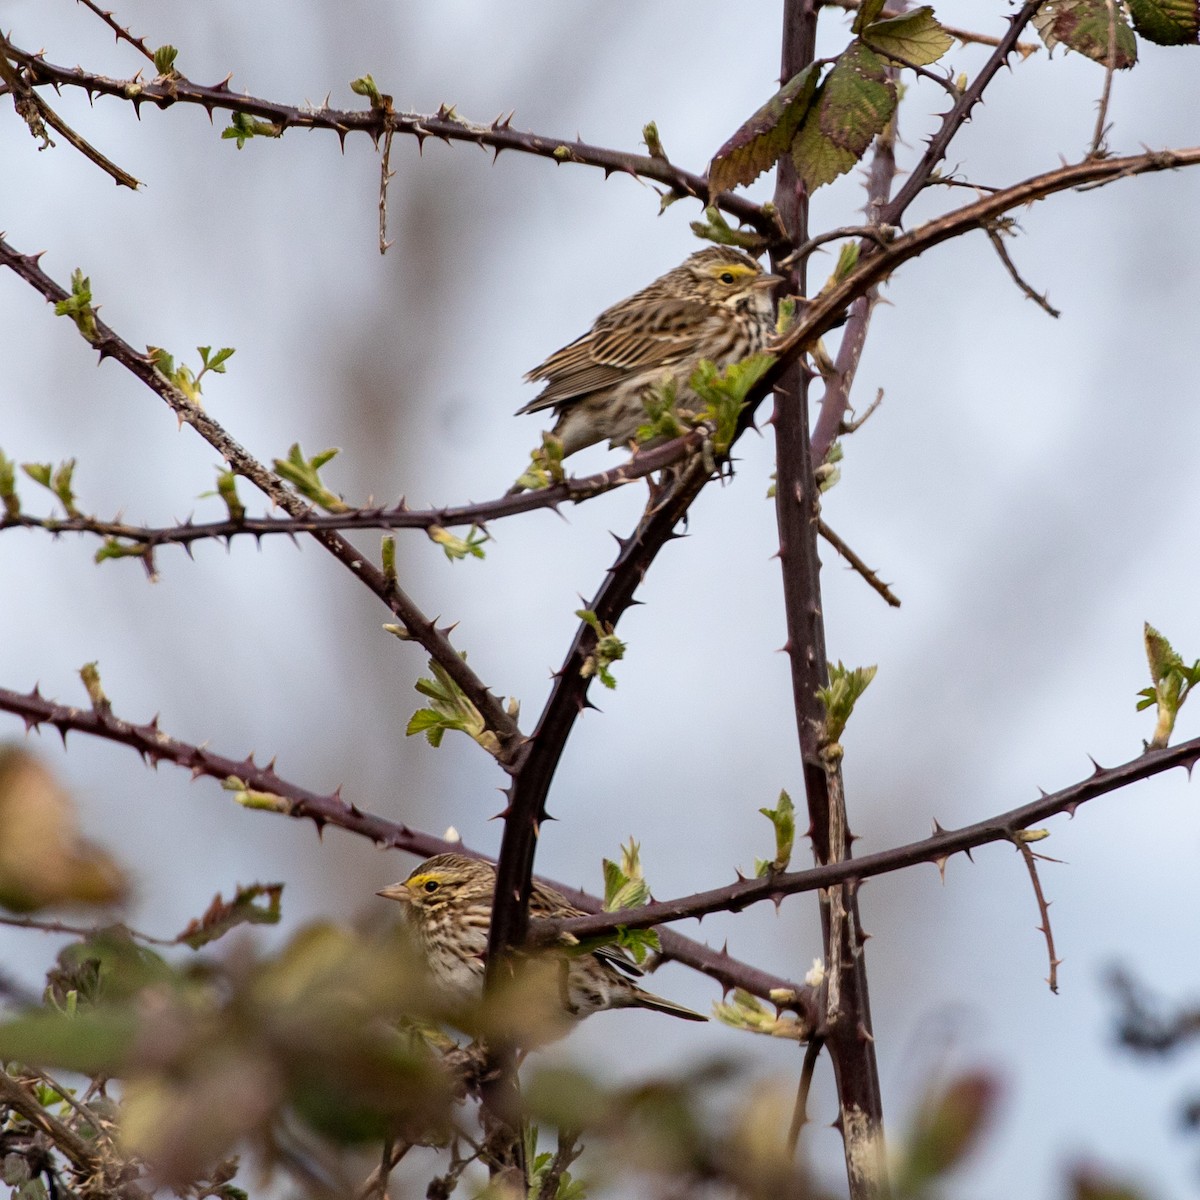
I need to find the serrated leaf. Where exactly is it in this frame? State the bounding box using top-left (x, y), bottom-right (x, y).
top-left (792, 113), bottom-right (859, 191)
top-left (819, 41), bottom-right (897, 156)
top-left (273, 443), bottom-right (350, 512)
top-left (153, 44), bottom-right (178, 75)
top-left (864, 6), bottom-right (956, 65)
top-left (787, 47), bottom-right (896, 197)
top-left (1127, 0), bottom-right (1200, 43)
top-left (708, 64), bottom-right (822, 196)
top-left (176, 883), bottom-right (283, 950)
top-left (1033, 0), bottom-right (1138, 67)
top-left (817, 661), bottom-right (878, 746)
top-left (852, 0), bottom-right (889, 33)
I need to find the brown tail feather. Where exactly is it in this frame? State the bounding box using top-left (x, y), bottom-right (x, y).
top-left (632, 988), bottom-right (708, 1022)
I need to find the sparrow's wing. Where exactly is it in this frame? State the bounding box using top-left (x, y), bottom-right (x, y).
top-left (518, 296), bottom-right (716, 413)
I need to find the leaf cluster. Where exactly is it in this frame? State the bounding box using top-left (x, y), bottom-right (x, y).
top-left (708, 6), bottom-right (952, 197)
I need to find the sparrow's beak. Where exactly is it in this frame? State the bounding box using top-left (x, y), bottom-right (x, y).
top-left (377, 881), bottom-right (412, 903)
top-left (754, 272), bottom-right (785, 289)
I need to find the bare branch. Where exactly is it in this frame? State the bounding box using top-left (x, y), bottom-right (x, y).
top-left (787, 1036), bottom-right (825, 1155)
top-left (985, 223), bottom-right (1062, 317)
top-left (72, 0), bottom-right (157, 61)
top-left (1089, 0), bottom-right (1121, 157)
top-left (1, 38), bottom-right (775, 238)
top-left (0, 44), bottom-right (140, 188)
top-left (817, 517), bottom-right (900, 608)
top-left (1012, 834), bottom-right (1062, 993)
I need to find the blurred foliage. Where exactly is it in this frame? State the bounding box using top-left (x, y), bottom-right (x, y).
top-left (0, 745), bottom-right (127, 913)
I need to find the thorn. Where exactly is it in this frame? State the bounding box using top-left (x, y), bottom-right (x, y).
top-left (931, 818), bottom-right (946, 835)
top-left (1064, 800), bottom-right (1079, 817)
top-left (1088, 755), bottom-right (1105, 776)
top-left (934, 855), bottom-right (948, 882)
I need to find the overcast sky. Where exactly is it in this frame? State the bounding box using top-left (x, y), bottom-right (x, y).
top-left (3, 2), bottom-right (1200, 1197)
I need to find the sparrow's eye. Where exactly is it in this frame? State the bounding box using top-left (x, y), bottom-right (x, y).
top-left (423, 880), bottom-right (440, 894)
top-left (719, 271), bottom-right (736, 284)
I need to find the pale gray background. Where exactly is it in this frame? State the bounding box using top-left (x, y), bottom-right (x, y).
top-left (2, 2), bottom-right (1199, 1196)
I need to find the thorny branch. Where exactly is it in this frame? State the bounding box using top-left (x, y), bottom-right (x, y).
top-left (0, 234), bottom-right (523, 764)
top-left (1, 450), bottom-right (897, 604)
top-left (879, 0), bottom-right (1048, 225)
top-left (985, 223), bottom-right (1062, 317)
top-left (0, 681), bottom-right (816, 1016)
top-left (536, 733), bottom-right (1200, 941)
top-left (1013, 835), bottom-right (1062, 994)
top-left (0, 35), bottom-right (776, 239)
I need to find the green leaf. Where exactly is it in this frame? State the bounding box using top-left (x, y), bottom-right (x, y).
top-left (0, 1009), bottom-right (138, 1075)
top-left (758, 790), bottom-right (795, 874)
top-left (350, 74), bottom-right (383, 104)
top-left (712, 989), bottom-right (809, 1039)
top-left (688, 205), bottom-right (771, 253)
top-left (819, 41), bottom-right (897, 157)
top-left (222, 110), bottom-right (283, 148)
top-left (427, 524), bottom-right (488, 561)
top-left (642, 119), bottom-right (668, 160)
top-left (198, 345), bottom-right (235, 374)
top-left (176, 883), bottom-right (284, 950)
top-left (148, 345), bottom-right (231, 406)
top-left (601, 840), bottom-right (658, 964)
top-left (95, 538), bottom-right (149, 565)
top-left (53, 269), bottom-right (98, 342)
top-left (406, 658), bottom-right (501, 755)
top-left (153, 44), bottom-right (179, 75)
top-left (0, 449), bottom-right (18, 518)
top-left (895, 1072), bottom-right (999, 1189)
top-left (215, 470), bottom-right (245, 522)
top-left (791, 100), bottom-right (859, 192)
top-left (688, 353), bottom-right (776, 453)
top-left (1127, 0), bottom-right (1200, 43)
top-left (513, 432), bottom-right (566, 492)
top-left (817, 661), bottom-right (878, 748)
top-left (790, 39), bottom-right (899, 194)
top-left (576, 610), bottom-right (626, 689)
top-left (23, 457), bottom-right (83, 514)
top-left (1140, 622), bottom-right (1200, 749)
top-left (273, 443), bottom-right (350, 512)
top-left (852, 0), bottom-right (889, 33)
top-left (1033, 0), bottom-right (1138, 67)
top-left (863, 6), bottom-right (956, 65)
top-left (707, 64), bottom-right (822, 196)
